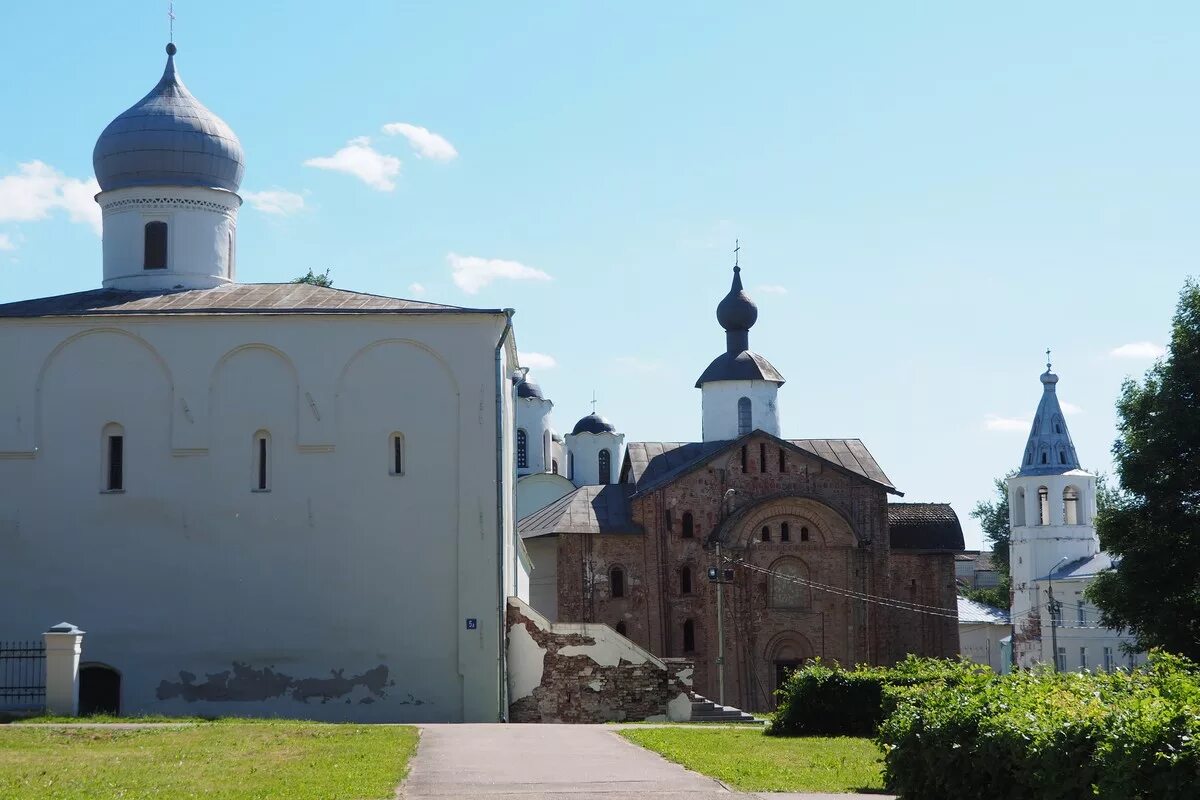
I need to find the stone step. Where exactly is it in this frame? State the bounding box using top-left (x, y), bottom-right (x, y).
top-left (688, 694), bottom-right (762, 724)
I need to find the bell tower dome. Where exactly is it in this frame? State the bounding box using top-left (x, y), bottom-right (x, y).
top-left (695, 257), bottom-right (785, 441)
top-left (93, 44), bottom-right (244, 291)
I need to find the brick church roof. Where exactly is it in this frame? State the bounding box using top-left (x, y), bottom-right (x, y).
top-left (887, 503), bottom-right (965, 551)
top-left (0, 283), bottom-right (500, 317)
top-left (623, 435), bottom-right (897, 496)
top-left (519, 484), bottom-right (640, 539)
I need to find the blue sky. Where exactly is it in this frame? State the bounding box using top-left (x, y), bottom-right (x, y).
top-left (1, 2), bottom-right (1196, 548)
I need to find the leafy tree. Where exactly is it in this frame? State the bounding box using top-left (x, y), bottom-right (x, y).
top-left (293, 268), bottom-right (333, 287)
top-left (961, 473), bottom-right (1014, 610)
top-left (1087, 279), bottom-right (1200, 660)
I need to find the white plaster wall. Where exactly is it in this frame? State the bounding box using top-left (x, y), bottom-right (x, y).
top-left (516, 473), bottom-right (575, 521)
top-left (515, 397), bottom-right (553, 476)
top-left (0, 311), bottom-right (516, 722)
top-left (959, 623), bottom-right (1009, 672)
top-left (100, 186), bottom-right (240, 290)
top-left (565, 432), bottom-right (625, 486)
top-left (700, 380), bottom-right (780, 442)
top-left (1034, 577), bottom-right (1142, 670)
top-left (523, 536), bottom-right (559, 621)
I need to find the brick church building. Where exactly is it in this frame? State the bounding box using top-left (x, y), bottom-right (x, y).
top-left (515, 262), bottom-right (963, 712)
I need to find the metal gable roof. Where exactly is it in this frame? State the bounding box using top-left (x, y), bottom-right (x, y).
top-left (622, 434), bottom-right (898, 496)
top-left (0, 283), bottom-right (501, 318)
top-left (517, 484), bottom-right (642, 539)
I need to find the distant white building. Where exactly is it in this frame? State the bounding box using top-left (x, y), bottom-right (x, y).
top-left (957, 596), bottom-right (1009, 672)
top-left (1007, 363), bottom-right (1140, 671)
top-left (0, 43), bottom-right (526, 721)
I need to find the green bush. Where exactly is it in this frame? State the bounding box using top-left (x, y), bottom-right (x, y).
top-left (876, 651), bottom-right (1200, 800)
top-left (769, 656), bottom-right (990, 737)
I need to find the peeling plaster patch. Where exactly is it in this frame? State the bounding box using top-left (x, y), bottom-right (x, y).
top-left (667, 692), bottom-right (693, 722)
top-left (587, 679), bottom-right (604, 692)
top-left (156, 662), bottom-right (395, 705)
top-left (507, 620), bottom-right (547, 701)
top-left (559, 634), bottom-right (649, 667)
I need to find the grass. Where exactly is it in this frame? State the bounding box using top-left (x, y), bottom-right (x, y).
top-left (0, 720), bottom-right (418, 799)
top-left (620, 726), bottom-right (886, 794)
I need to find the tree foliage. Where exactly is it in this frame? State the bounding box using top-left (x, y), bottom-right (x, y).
top-left (1087, 279), bottom-right (1200, 660)
top-left (963, 473), bottom-right (1015, 609)
top-left (293, 268), bottom-right (333, 288)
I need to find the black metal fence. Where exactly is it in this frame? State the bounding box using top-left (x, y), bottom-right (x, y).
top-left (0, 640), bottom-right (46, 709)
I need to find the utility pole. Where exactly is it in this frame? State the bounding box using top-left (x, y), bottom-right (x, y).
top-left (1047, 556), bottom-right (1068, 672)
top-left (715, 540), bottom-right (725, 706)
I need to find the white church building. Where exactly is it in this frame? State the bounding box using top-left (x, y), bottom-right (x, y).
top-left (1008, 363), bottom-right (1140, 672)
top-left (0, 44), bottom-right (528, 721)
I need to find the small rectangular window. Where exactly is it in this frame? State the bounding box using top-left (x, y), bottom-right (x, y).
top-left (1056, 647), bottom-right (1066, 671)
top-left (1077, 605), bottom-right (1086, 626)
top-left (256, 436), bottom-right (269, 491)
top-left (665, 509), bottom-right (673, 531)
top-left (107, 435), bottom-right (124, 491)
top-left (144, 221), bottom-right (168, 269)
top-left (1103, 646), bottom-right (1115, 672)
top-left (392, 435), bottom-right (404, 475)
top-left (740, 445), bottom-right (748, 473)
top-left (1079, 647), bottom-right (1088, 670)
top-left (779, 448), bottom-right (786, 472)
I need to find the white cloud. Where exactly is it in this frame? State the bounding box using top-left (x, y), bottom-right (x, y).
top-left (1060, 401), bottom-right (1083, 416)
top-left (408, 282), bottom-right (427, 296)
top-left (0, 233), bottom-right (14, 251)
top-left (0, 161), bottom-right (101, 235)
top-left (304, 137), bottom-right (402, 191)
top-left (382, 123), bottom-right (458, 161)
top-left (521, 352), bottom-right (557, 371)
top-left (614, 356), bottom-right (662, 374)
top-left (755, 284), bottom-right (788, 295)
top-left (242, 189), bottom-right (306, 215)
top-left (1110, 341), bottom-right (1166, 360)
top-left (447, 253), bottom-right (551, 294)
top-left (984, 414), bottom-right (1030, 432)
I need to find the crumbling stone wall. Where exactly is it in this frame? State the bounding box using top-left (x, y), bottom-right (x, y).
top-left (506, 597), bottom-right (692, 723)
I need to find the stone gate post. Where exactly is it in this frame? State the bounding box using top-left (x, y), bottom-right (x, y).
top-left (43, 622), bottom-right (85, 716)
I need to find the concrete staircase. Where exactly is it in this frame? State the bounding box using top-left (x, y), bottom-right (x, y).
top-left (688, 693), bottom-right (761, 724)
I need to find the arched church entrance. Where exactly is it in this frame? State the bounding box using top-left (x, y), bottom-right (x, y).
top-left (78, 663), bottom-right (121, 716)
top-left (767, 634), bottom-right (812, 707)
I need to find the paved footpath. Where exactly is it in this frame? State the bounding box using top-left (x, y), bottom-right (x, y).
top-left (398, 724), bottom-right (895, 800)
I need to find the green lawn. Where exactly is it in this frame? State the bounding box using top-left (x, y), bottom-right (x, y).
top-left (0, 721), bottom-right (418, 800)
top-left (620, 727), bottom-right (885, 794)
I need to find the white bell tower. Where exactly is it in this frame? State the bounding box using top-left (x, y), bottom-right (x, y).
top-left (1007, 359), bottom-right (1100, 669)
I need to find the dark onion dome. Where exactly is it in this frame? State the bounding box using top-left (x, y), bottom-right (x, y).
top-left (516, 378), bottom-right (545, 400)
top-left (716, 266), bottom-right (758, 332)
top-left (93, 44), bottom-right (245, 193)
top-left (696, 264), bottom-right (785, 387)
top-left (571, 412), bottom-right (617, 435)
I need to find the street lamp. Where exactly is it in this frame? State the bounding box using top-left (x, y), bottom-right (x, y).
top-left (1047, 556), bottom-right (1069, 672)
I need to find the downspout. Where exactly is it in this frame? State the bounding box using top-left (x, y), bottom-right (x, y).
top-left (494, 308), bottom-right (515, 722)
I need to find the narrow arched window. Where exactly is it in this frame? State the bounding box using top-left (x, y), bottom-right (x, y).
top-left (680, 566), bottom-right (692, 595)
top-left (761, 525), bottom-right (771, 542)
top-left (1038, 486), bottom-right (1050, 525)
top-left (800, 526), bottom-right (810, 542)
top-left (390, 433), bottom-right (405, 476)
top-left (1059, 450), bottom-right (1067, 464)
top-left (740, 445), bottom-right (748, 473)
top-left (598, 449), bottom-right (611, 485)
top-left (760, 442), bottom-right (767, 473)
top-left (610, 566), bottom-right (625, 598)
top-left (227, 231), bottom-right (235, 277)
top-left (781, 522), bottom-right (790, 542)
top-left (682, 619), bottom-right (696, 652)
top-left (552, 459), bottom-right (559, 475)
top-left (737, 397), bottom-right (752, 435)
top-left (254, 430), bottom-right (271, 491)
top-left (102, 423), bottom-right (124, 492)
top-left (681, 512), bottom-right (694, 539)
top-left (144, 221), bottom-right (167, 269)
top-left (615, 621), bottom-right (627, 636)
top-left (665, 509), bottom-right (674, 531)
top-left (1040, 450), bottom-right (1049, 465)
top-left (1063, 486), bottom-right (1079, 525)
top-left (516, 429), bottom-right (528, 469)
top-left (779, 447), bottom-right (786, 472)
top-left (1013, 488), bottom-right (1027, 527)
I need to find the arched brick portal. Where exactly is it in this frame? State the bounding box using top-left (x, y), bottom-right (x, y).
top-left (716, 495), bottom-right (869, 711)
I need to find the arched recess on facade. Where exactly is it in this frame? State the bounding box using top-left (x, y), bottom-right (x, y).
top-left (209, 343), bottom-right (302, 442)
top-left (763, 630), bottom-right (816, 702)
top-left (768, 556), bottom-right (812, 609)
top-left (716, 494), bottom-right (860, 550)
top-left (35, 327), bottom-right (176, 449)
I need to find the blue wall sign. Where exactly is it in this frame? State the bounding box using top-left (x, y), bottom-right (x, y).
top-left (465, 618), bottom-right (477, 630)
